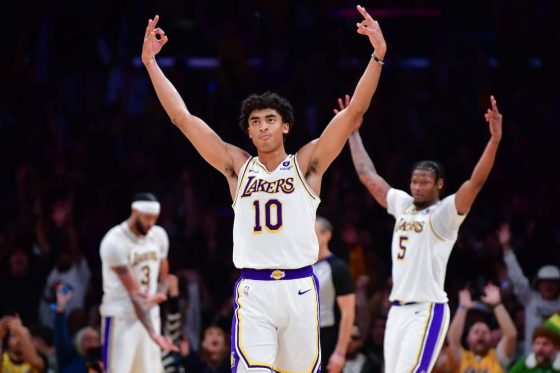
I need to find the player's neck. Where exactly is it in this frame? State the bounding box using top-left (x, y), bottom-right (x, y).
top-left (317, 246), bottom-right (332, 260)
top-left (413, 198), bottom-right (439, 211)
top-left (257, 148), bottom-right (288, 171)
top-left (126, 218), bottom-right (143, 237)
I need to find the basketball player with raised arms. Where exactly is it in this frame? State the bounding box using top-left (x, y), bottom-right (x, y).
top-left (100, 193), bottom-right (175, 373)
top-left (141, 6), bottom-right (386, 372)
top-left (343, 95), bottom-right (503, 372)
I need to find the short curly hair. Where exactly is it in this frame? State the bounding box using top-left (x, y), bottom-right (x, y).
top-left (412, 160), bottom-right (446, 182)
top-left (238, 92), bottom-right (294, 138)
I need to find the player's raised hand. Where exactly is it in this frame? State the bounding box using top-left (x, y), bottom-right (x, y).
top-left (151, 333), bottom-right (179, 352)
top-left (142, 15), bottom-right (169, 65)
top-left (481, 283), bottom-right (501, 307)
top-left (484, 95), bottom-right (502, 142)
top-left (356, 5), bottom-right (387, 59)
top-left (458, 289), bottom-right (475, 309)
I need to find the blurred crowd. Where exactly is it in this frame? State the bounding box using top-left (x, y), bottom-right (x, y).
top-left (2, 0), bottom-right (560, 372)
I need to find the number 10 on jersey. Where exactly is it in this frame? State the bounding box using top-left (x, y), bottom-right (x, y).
top-left (253, 199), bottom-right (283, 233)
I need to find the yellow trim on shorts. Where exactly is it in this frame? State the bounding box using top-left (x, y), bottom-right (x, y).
top-left (235, 280), bottom-right (275, 370)
top-left (429, 215), bottom-right (445, 241)
top-left (409, 303), bottom-right (434, 373)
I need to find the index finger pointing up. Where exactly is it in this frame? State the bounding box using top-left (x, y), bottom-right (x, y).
top-left (490, 95), bottom-right (499, 112)
top-left (357, 5), bottom-right (374, 21)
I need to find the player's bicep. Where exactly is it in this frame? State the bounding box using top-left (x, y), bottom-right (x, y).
top-left (309, 109), bottom-right (360, 175)
top-left (454, 179), bottom-right (481, 215)
top-left (158, 259), bottom-right (169, 282)
top-left (113, 265), bottom-right (139, 295)
top-left (175, 113), bottom-right (250, 176)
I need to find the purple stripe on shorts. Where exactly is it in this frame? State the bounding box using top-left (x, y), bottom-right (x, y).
top-left (414, 303), bottom-right (445, 372)
top-left (231, 277), bottom-right (243, 372)
top-left (102, 316), bottom-right (112, 372)
top-left (240, 266), bottom-right (313, 281)
top-left (312, 274), bottom-right (322, 373)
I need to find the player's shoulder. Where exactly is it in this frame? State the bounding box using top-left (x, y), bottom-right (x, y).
top-left (101, 223), bottom-right (126, 242)
top-left (149, 225), bottom-right (168, 239)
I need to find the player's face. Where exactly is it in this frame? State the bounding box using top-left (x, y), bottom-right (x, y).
top-left (247, 109), bottom-right (289, 152)
top-left (533, 336), bottom-right (556, 364)
top-left (409, 169), bottom-right (442, 207)
top-left (537, 280), bottom-right (560, 300)
top-left (467, 322), bottom-right (491, 355)
top-left (135, 213), bottom-right (158, 236)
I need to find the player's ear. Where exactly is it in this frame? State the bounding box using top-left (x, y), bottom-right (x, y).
top-left (282, 123), bottom-right (289, 135)
top-left (436, 179), bottom-right (444, 190)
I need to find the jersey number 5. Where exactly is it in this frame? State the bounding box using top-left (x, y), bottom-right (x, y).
top-left (397, 236), bottom-right (408, 261)
top-left (253, 199), bottom-right (283, 233)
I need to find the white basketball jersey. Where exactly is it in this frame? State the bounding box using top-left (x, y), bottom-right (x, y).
top-left (387, 188), bottom-right (466, 303)
top-left (232, 154), bottom-right (320, 269)
top-left (100, 222), bottom-right (169, 317)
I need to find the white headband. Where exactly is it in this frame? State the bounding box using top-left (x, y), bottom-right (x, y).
top-left (131, 201), bottom-right (161, 215)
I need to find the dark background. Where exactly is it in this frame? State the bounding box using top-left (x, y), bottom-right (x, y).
top-left (2, 0), bottom-right (560, 329)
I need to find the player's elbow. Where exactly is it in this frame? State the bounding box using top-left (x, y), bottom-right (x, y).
top-left (170, 110), bottom-right (191, 128)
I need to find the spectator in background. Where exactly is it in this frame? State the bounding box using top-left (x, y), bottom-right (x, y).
top-left (38, 246), bottom-right (91, 329)
top-left (29, 326), bottom-right (57, 373)
top-left (447, 284), bottom-right (517, 372)
top-left (178, 325), bottom-right (229, 373)
top-left (342, 325), bottom-right (379, 373)
top-left (313, 216), bottom-right (355, 373)
top-left (0, 315), bottom-right (46, 372)
top-left (509, 326), bottom-right (560, 372)
top-left (53, 284), bottom-right (100, 373)
top-left (499, 223), bottom-right (560, 354)
top-left (0, 243), bottom-right (42, 325)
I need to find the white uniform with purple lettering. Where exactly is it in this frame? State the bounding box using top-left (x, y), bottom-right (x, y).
top-left (231, 154), bottom-right (321, 373)
top-left (384, 188), bottom-right (466, 373)
top-left (99, 222), bottom-right (169, 373)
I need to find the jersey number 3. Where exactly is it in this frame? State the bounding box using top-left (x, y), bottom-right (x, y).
top-left (253, 199), bottom-right (283, 233)
top-left (397, 236), bottom-right (408, 261)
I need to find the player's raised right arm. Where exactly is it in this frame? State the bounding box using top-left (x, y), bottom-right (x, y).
top-left (142, 16), bottom-right (249, 177)
top-left (348, 130), bottom-right (390, 208)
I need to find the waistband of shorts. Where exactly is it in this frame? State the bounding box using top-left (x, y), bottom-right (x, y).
top-left (240, 266), bottom-right (313, 281)
top-left (391, 300), bottom-right (448, 306)
top-left (391, 300), bottom-right (419, 306)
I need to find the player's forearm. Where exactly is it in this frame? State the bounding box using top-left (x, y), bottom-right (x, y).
top-left (131, 293), bottom-right (156, 336)
top-left (347, 57), bottom-right (383, 118)
top-left (349, 132), bottom-right (389, 206)
top-left (144, 59), bottom-right (190, 126)
top-left (349, 131), bottom-right (377, 178)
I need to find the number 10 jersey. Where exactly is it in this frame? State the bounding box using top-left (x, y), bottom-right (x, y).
top-left (232, 155), bottom-right (320, 270)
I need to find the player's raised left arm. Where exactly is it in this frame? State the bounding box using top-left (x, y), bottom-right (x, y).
top-left (299, 5), bottom-right (386, 181)
top-left (455, 95), bottom-right (502, 215)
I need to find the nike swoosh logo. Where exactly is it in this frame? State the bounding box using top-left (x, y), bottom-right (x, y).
top-left (298, 289), bottom-right (311, 295)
